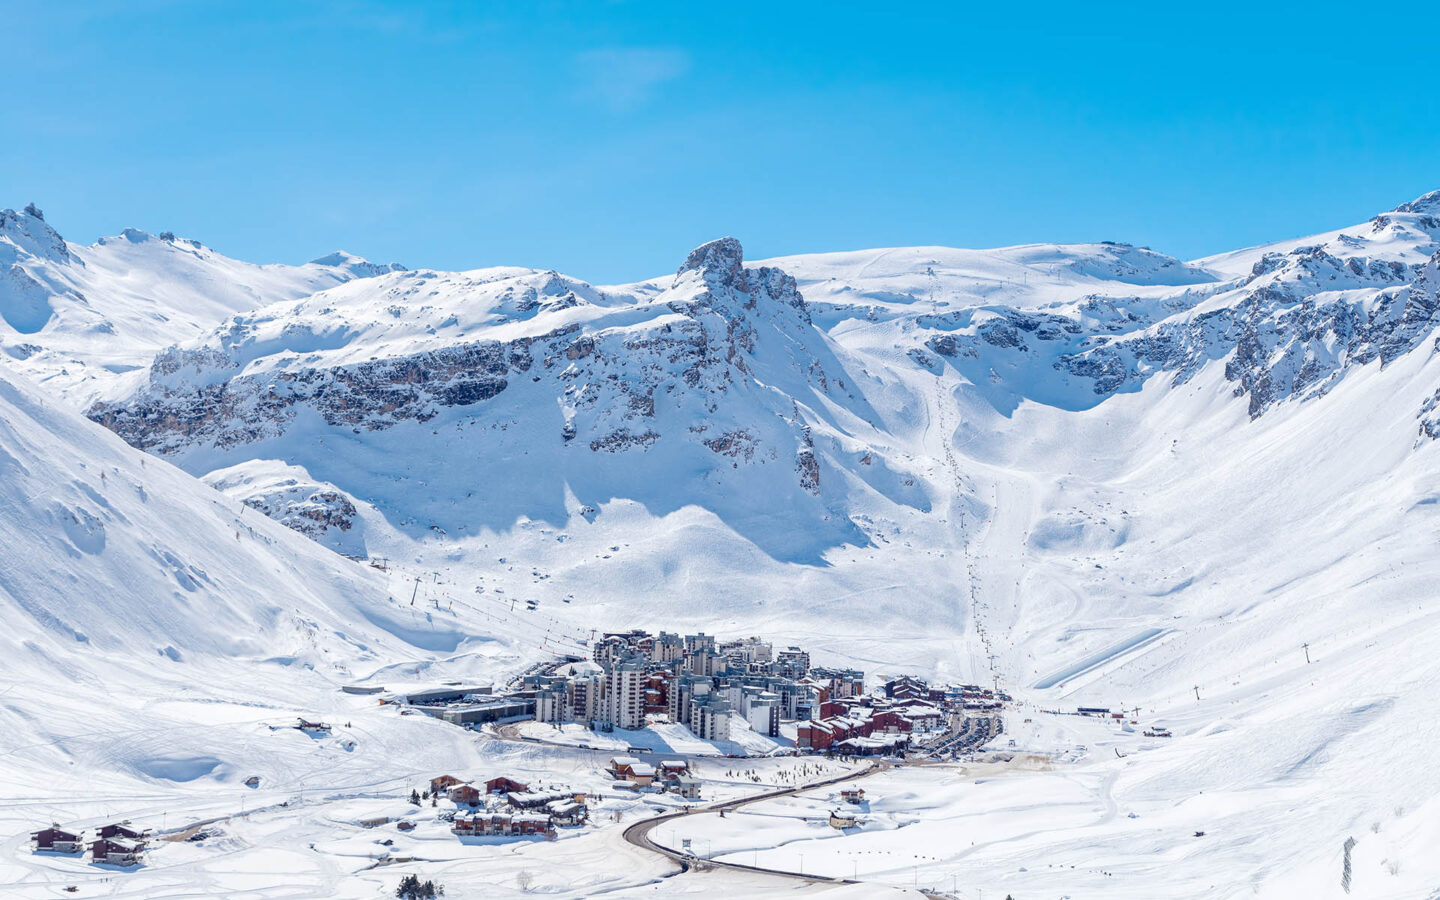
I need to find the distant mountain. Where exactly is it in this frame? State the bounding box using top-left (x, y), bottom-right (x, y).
top-left (69, 193), bottom-right (1440, 568)
top-left (6, 192), bottom-right (1440, 644)
top-left (0, 204), bottom-right (402, 404)
top-left (88, 235), bottom-right (921, 562)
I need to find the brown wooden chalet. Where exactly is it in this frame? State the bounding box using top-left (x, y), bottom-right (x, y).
top-left (608, 756), bottom-right (656, 785)
top-left (90, 837), bottom-right (144, 866)
top-left (447, 783), bottom-right (483, 806)
top-left (485, 776), bottom-right (529, 794)
top-left (429, 774), bottom-right (464, 795)
top-left (32, 827), bottom-right (83, 853)
top-left (99, 822), bottom-right (149, 841)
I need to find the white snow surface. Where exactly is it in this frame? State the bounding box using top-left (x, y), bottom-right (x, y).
top-left (2, 194), bottom-right (1440, 897)
top-left (0, 206), bottom-right (402, 404)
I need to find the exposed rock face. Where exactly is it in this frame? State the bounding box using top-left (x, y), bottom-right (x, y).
top-left (677, 237), bottom-right (812, 325)
top-left (1054, 246), bottom-right (1440, 417)
top-left (61, 192), bottom-right (1440, 560)
top-left (90, 329), bottom-right (565, 451)
top-left (89, 238), bottom-right (845, 502)
top-left (891, 202), bottom-right (1440, 421)
top-left (241, 486), bottom-right (358, 540)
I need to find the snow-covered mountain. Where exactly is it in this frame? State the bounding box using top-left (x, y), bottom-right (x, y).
top-left (87, 235), bottom-right (921, 561)
top-left (0, 358), bottom-right (541, 814)
top-left (0, 204), bottom-right (403, 405)
top-left (75, 192), bottom-right (1440, 567)
top-left (6, 194), bottom-right (1440, 896)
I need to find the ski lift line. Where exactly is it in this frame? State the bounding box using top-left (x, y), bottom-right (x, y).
top-left (397, 569), bottom-right (581, 631)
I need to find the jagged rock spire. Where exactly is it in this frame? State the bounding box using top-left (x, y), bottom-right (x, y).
top-left (676, 237), bottom-right (746, 288)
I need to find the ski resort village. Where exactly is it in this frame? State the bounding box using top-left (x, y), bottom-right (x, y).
top-left (390, 629), bottom-right (1009, 758)
top-left (7, 173), bottom-right (1440, 897)
top-left (12, 601), bottom-right (1183, 897)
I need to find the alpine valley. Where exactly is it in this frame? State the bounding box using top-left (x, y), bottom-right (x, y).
top-left (3, 192), bottom-right (1440, 899)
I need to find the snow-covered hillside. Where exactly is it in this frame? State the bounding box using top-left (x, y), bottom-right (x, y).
top-left (0, 204), bottom-right (402, 405)
top-left (89, 235), bottom-right (919, 562)
top-left (5, 193), bottom-right (1440, 896)
top-left (0, 361), bottom-right (511, 776)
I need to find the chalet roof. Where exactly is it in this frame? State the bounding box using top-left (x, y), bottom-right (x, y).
top-left (33, 827), bottom-right (81, 839)
top-left (508, 789), bottom-right (571, 805)
top-left (100, 823), bottom-right (149, 839)
top-left (839, 735), bottom-right (906, 748)
top-left (458, 811), bottom-right (549, 822)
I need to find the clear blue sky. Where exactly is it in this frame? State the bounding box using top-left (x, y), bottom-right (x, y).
top-left (5, 1), bottom-right (1438, 282)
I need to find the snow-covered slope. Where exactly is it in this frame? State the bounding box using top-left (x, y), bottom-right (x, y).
top-left (0, 365), bottom-right (752, 900)
top-left (89, 236), bottom-right (921, 562)
top-left (0, 361), bottom-right (526, 795)
top-left (80, 192), bottom-right (1440, 568)
top-left (6, 192), bottom-right (1440, 896)
top-left (0, 204), bottom-right (403, 405)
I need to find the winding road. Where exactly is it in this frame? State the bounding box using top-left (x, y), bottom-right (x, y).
top-left (621, 759), bottom-right (946, 897)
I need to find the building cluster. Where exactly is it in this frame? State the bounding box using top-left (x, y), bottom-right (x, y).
top-left (428, 774), bottom-right (586, 839)
top-left (523, 630), bottom-right (866, 744)
top-left (386, 633), bottom-right (1009, 761)
top-left (795, 675), bottom-right (1005, 755)
top-left (31, 822), bottom-right (148, 867)
top-left (395, 684), bottom-right (533, 726)
top-left (608, 756), bottom-right (701, 799)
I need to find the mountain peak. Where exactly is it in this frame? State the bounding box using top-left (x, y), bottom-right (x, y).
top-left (1394, 189), bottom-right (1440, 215)
top-left (677, 236), bottom-right (745, 287)
top-left (308, 250), bottom-right (407, 277)
top-left (0, 203), bottom-right (70, 262)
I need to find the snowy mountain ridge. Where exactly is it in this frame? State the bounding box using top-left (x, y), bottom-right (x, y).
top-left (59, 192), bottom-right (1440, 568)
top-left (0, 204), bottom-right (404, 405)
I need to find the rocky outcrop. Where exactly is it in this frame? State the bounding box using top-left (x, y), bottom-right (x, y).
top-left (1053, 246), bottom-right (1440, 417)
top-left (1, 206), bottom-right (71, 334)
top-left (90, 238), bottom-right (843, 498)
top-left (1, 205), bottom-right (71, 263)
top-left (242, 487), bottom-right (358, 540)
top-left (90, 329), bottom-right (570, 453)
